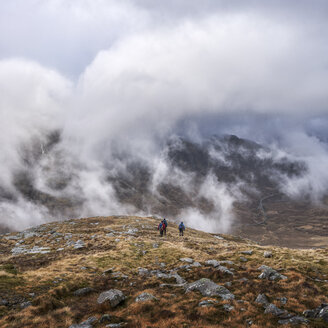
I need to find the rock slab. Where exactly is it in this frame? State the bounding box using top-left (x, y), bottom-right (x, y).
top-left (97, 289), bottom-right (125, 308)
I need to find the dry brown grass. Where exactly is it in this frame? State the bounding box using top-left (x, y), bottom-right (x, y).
top-left (0, 215), bottom-right (327, 327)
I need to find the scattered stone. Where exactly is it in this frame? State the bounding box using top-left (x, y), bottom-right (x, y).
top-left (216, 265), bottom-right (234, 275)
top-left (278, 316), bottom-right (309, 325)
top-left (239, 256), bottom-right (248, 262)
top-left (105, 323), bottom-right (126, 328)
top-left (5, 235), bottom-right (20, 241)
top-left (258, 265), bottom-right (287, 281)
top-left (241, 250), bottom-right (253, 255)
top-left (97, 289), bottom-right (125, 308)
top-left (69, 316), bottom-right (97, 328)
top-left (319, 305), bottom-right (328, 322)
top-left (198, 299), bottom-right (218, 307)
top-left (302, 310), bottom-right (316, 318)
top-left (214, 235), bottom-right (224, 240)
top-left (278, 297), bottom-right (288, 305)
top-left (74, 287), bottom-right (95, 296)
top-left (223, 304), bottom-right (235, 312)
top-left (205, 260), bottom-right (220, 267)
top-left (11, 246), bottom-right (51, 255)
top-left (264, 304), bottom-right (288, 317)
top-left (20, 301), bottom-right (32, 309)
top-left (224, 282), bottom-right (232, 287)
top-left (190, 261), bottom-right (202, 267)
top-left (73, 240), bottom-right (85, 249)
top-left (264, 251), bottom-right (273, 258)
top-left (22, 231), bottom-right (38, 239)
top-left (135, 292), bottom-right (157, 302)
top-left (138, 268), bottom-right (149, 276)
top-left (106, 233), bottom-right (115, 237)
top-left (179, 258), bottom-right (193, 263)
top-left (152, 243), bottom-right (159, 248)
top-left (99, 314), bottom-right (111, 323)
top-left (111, 272), bottom-right (128, 279)
top-left (255, 293), bottom-right (269, 307)
top-left (246, 319), bottom-right (253, 326)
top-left (185, 278), bottom-right (234, 300)
top-left (0, 299), bottom-right (9, 306)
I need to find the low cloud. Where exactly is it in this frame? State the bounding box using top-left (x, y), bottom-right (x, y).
top-left (1, 1), bottom-right (328, 231)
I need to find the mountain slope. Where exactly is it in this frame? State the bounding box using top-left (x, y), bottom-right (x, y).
top-left (0, 216), bottom-right (327, 327)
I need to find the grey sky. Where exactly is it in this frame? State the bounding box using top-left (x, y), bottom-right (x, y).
top-left (1, 0), bottom-right (328, 229)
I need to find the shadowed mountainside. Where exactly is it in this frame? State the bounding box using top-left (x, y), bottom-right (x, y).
top-left (1, 133), bottom-right (327, 248)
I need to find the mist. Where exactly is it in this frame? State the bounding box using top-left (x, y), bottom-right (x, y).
top-left (1, 1), bottom-right (328, 232)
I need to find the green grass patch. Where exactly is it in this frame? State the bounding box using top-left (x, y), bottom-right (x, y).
top-left (0, 275), bottom-right (25, 290)
top-left (0, 264), bottom-right (18, 275)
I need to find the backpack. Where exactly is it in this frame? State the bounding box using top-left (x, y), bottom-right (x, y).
top-left (161, 223), bottom-right (166, 231)
top-left (179, 223), bottom-right (184, 230)
top-left (163, 219), bottom-right (167, 227)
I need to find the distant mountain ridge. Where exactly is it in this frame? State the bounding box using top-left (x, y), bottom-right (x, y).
top-left (1, 132), bottom-right (327, 248)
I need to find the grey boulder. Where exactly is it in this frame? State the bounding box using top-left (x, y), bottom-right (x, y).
top-left (205, 260), bottom-right (220, 267)
top-left (135, 292), bottom-right (157, 302)
top-left (258, 265), bottom-right (287, 281)
top-left (97, 289), bottom-right (125, 308)
top-left (278, 316), bottom-right (309, 325)
top-left (264, 304), bottom-right (288, 317)
top-left (185, 278), bottom-right (234, 300)
top-left (255, 293), bottom-right (269, 307)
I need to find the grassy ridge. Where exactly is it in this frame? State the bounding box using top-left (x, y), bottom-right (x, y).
top-left (0, 216), bottom-right (327, 327)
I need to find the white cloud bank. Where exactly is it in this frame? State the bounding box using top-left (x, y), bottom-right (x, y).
top-left (1, 1), bottom-right (328, 231)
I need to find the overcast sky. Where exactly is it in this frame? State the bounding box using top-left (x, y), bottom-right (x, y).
top-left (1, 0), bottom-right (328, 229)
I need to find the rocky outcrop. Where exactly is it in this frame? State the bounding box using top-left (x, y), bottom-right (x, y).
top-left (135, 292), bottom-right (157, 302)
top-left (185, 278), bottom-right (234, 300)
top-left (97, 290), bottom-right (125, 308)
top-left (258, 265), bottom-right (287, 281)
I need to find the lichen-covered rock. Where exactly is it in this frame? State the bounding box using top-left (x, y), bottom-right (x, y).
top-left (185, 278), bottom-right (234, 300)
top-left (319, 305), bottom-right (328, 322)
top-left (198, 299), bottom-right (218, 307)
top-left (264, 304), bottom-right (287, 317)
top-left (179, 258), bottom-right (193, 263)
top-left (69, 316), bottom-right (97, 328)
top-left (258, 265), bottom-right (287, 281)
top-left (241, 250), bottom-right (253, 255)
top-left (255, 293), bottom-right (269, 307)
top-left (205, 260), bottom-right (220, 267)
top-left (223, 304), bottom-right (234, 312)
top-left (216, 265), bottom-right (234, 275)
top-left (135, 292), bottom-right (157, 302)
top-left (264, 251), bottom-right (273, 258)
top-left (138, 268), bottom-right (149, 276)
top-left (97, 289), bottom-right (125, 308)
top-left (278, 316), bottom-right (309, 325)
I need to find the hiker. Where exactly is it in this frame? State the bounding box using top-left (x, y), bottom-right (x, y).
top-left (179, 221), bottom-right (185, 236)
top-left (158, 220), bottom-right (165, 237)
top-left (163, 218), bottom-right (168, 235)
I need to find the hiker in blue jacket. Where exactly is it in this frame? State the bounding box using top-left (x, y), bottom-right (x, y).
top-left (179, 221), bottom-right (185, 236)
top-left (163, 218), bottom-right (168, 235)
top-left (158, 220), bottom-right (165, 237)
